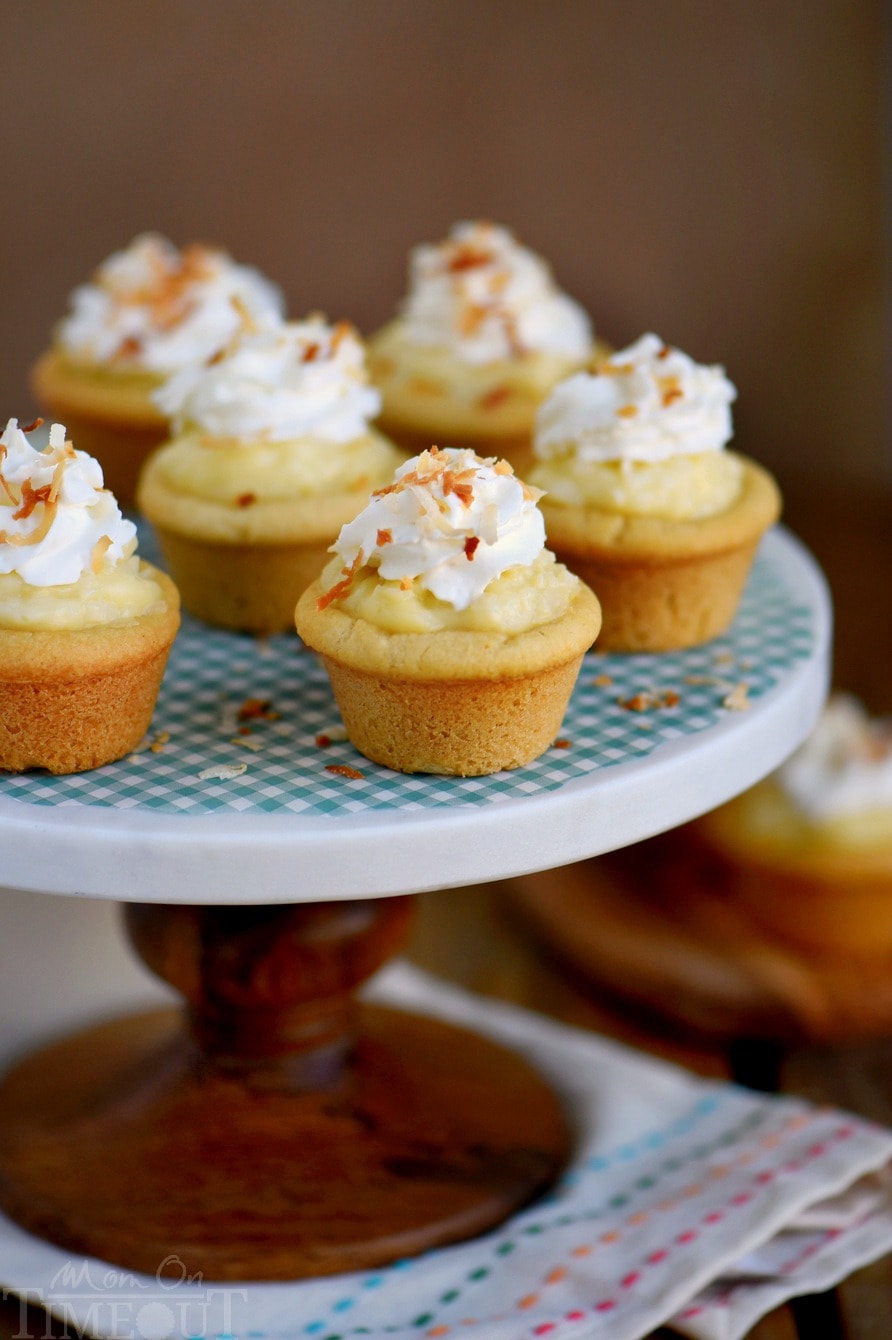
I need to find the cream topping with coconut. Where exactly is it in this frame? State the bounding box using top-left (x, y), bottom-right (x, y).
top-left (397, 221), bottom-right (592, 365)
top-left (0, 419), bottom-right (163, 629)
top-left (532, 333), bottom-right (743, 519)
top-left (146, 318), bottom-right (399, 505)
top-left (154, 317), bottom-right (382, 443)
top-left (56, 233), bottom-right (284, 373)
top-left (317, 446), bottom-right (579, 633)
top-left (779, 695), bottom-right (892, 826)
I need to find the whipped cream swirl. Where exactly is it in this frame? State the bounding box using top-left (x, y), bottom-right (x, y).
top-left (57, 233), bottom-right (285, 373)
top-left (0, 419), bottom-right (136, 586)
top-left (778, 694), bottom-right (892, 823)
top-left (328, 447), bottom-right (545, 610)
top-left (153, 317), bottom-right (382, 442)
top-left (399, 221), bottom-right (592, 365)
top-left (534, 333), bottom-right (737, 463)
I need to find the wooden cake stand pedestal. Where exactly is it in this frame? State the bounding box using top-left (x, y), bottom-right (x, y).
top-left (0, 896), bottom-right (566, 1281)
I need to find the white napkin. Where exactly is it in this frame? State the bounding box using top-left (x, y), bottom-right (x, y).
top-left (2, 961), bottom-right (892, 1340)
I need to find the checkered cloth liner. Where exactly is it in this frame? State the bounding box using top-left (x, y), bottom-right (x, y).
top-left (0, 539), bottom-right (814, 817)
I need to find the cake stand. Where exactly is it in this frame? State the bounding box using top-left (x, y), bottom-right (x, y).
top-left (0, 526), bottom-right (830, 1282)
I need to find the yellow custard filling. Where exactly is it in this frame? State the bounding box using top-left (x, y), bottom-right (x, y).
top-left (530, 452), bottom-right (743, 521)
top-left (0, 557), bottom-right (167, 631)
top-left (335, 550), bottom-right (578, 634)
top-left (367, 321), bottom-right (589, 407)
top-left (149, 430), bottom-right (403, 505)
top-left (49, 352), bottom-right (163, 394)
top-left (724, 779), bottom-right (892, 855)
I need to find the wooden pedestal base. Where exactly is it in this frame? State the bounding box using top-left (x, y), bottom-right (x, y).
top-left (0, 899), bottom-right (567, 1281)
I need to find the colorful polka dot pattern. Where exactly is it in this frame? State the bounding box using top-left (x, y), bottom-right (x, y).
top-left (270, 1093), bottom-right (872, 1340)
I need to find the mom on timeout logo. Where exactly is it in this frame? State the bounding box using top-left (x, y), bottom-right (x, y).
top-left (2, 1256), bottom-right (249, 1339)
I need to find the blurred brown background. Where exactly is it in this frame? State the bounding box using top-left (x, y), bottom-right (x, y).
top-left (4, 1), bottom-right (887, 479)
top-left (2, 0), bottom-right (889, 697)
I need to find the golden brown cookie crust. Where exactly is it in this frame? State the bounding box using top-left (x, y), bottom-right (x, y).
top-left (296, 572), bottom-right (601, 681)
top-left (319, 655), bottom-right (588, 776)
top-left (297, 566), bottom-right (600, 774)
top-left (537, 454), bottom-right (781, 652)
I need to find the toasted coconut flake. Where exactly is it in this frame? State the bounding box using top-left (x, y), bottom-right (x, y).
top-left (478, 385), bottom-right (512, 411)
top-left (317, 551), bottom-right (364, 610)
top-left (90, 535), bottom-right (112, 573)
top-left (12, 481), bottom-right (53, 522)
top-left (618, 689), bottom-right (681, 713)
top-left (447, 244), bottom-right (493, 274)
top-left (325, 764), bottom-right (365, 780)
top-left (111, 336), bottom-right (143, 362)
top-left (198, 761), bottom-right (248, 781)
top-left (658, 375), bottom-right (683, 407)
top-left (237, 697), bottom-right (279, 722)
top-left (330, 320), bottom-right (354, 351)
top-left (723, 682), bottom-right (751, 712)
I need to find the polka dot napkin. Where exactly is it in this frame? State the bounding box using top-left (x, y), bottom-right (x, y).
top-left (2, 964), bottom-right (891, 1340)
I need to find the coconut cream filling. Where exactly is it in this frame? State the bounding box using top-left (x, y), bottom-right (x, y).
top-left (331, 549), bottom-right (578, 634)
top-left (0, 556), bottom-right (166, 631)
top-left (368, 323), bottom-right (587, 404)
top-left (531, 452), bottom-right (744, 520)
top-left (149, 432), bottom-right (401, 504)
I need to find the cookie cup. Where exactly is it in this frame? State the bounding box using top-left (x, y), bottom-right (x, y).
top-left (138, 441), bottom-right (402, 635)
top-left (296, 569), bottom-right (601, 776)
top-left (689, 783), bottom-right (892, 958)
top-left (367, 323), bottom-right (598, 476)
top-left (537, 454), bottom-right (781, 652)
top-left (31, 350), bottom-right (169, 509)
top-left (0, 564), bottom-right (180, 775)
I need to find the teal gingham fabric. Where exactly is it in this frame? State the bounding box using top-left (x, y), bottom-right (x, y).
top-left (0, 542), bottom-right (815, 818)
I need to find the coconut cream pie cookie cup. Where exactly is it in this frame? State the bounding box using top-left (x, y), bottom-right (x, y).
top-left (137, 316), bottom-right (406, 634)
top-left (295, 446), bottom-right (601, 776)
top-left (31, 233), bottom-right (284, 506)
top-left (366, 221), bottom-right (596, 475)
top-left (529, 333), bottom-right (782, 652)
top-left (689, 695), bottom-right (892, 957)
top-left (0, 419), bottom-right (180, 774)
